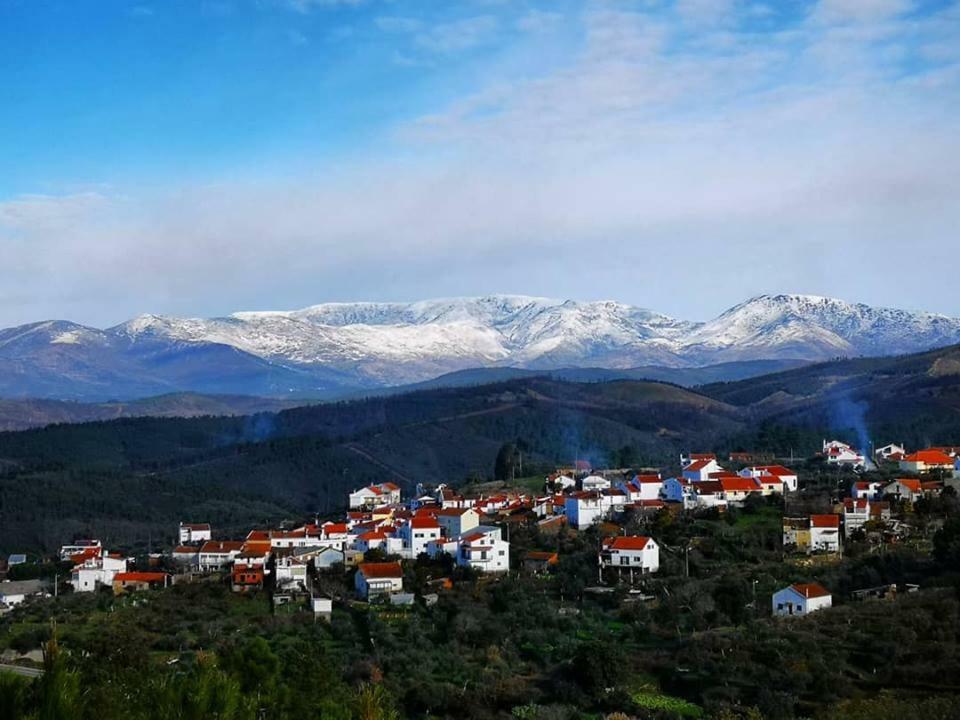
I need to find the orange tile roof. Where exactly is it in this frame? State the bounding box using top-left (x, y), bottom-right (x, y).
top-left (358, 561), bottom-right (403, 579)
top-left (199, 541), bottom-right (244, 554)
top-left (810, 514), bottom-right (840, 528)
top-left (791, 582), bottom-right (830, 599)
top-left (602, 536), bottom-right (653, 551)
top-left (903, 450), bottom-right (954, 465)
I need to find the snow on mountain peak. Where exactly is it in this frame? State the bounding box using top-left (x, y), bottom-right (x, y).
top-left (26, 293), bottom-right (960, 388)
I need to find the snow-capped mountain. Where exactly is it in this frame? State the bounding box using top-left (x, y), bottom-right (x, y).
top-left (2, 294), bottom-right (959, 400)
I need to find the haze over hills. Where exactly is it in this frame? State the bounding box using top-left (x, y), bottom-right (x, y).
top-left (2, 293), bottom-right (960, 401)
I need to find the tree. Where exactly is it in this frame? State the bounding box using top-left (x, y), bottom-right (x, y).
top-left (494, 443), bottom-right (520, 482)
top-left (933, 516), bottom-right (960, 569)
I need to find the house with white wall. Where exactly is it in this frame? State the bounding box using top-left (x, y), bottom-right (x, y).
top-left (436, 507), bottom-right (479, 538)
top-left (618, 475), bottom-right (663, 502)
top-left (740, 465), bottom-right (798, 492)
top-left (883, 478), bottom-right (922, 502)
top-left (397, 517), bottom-right (442, 559)
top-left (682, 458), bottom-right (722, 483)
top-left (198, 541), bottom-right (244, 571)
top-left (772, 583), bottom-right (832, 617)
top-left (810, 515), bottom-right (841, 553)
top-left (178, 522), bottom-right (212, 544)
top-left (71, 552), bottom-right (128, 593)
top-left (581, 475), bottom-right (611, 492)
top-left (457, 526), bottom-right (510, 573)
top-left (355, 561), bottom-right (404, 599)
top-left (565, 492), bottom-right (605, 528)
top-left (899, 450), bottom-right (955, 475)
top-left (599, 536), bottom-right (659, 574)
top-left (349, 482), bottom-right (402, 509)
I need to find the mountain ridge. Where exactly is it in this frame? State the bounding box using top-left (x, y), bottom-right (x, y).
top-left (2, 293), bottom-right (959, 401)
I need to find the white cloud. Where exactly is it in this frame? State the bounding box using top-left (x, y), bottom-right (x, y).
top-left (414, 15), bottom-right (499, 54)
top-left (2, 0), bottom-right (959, 326)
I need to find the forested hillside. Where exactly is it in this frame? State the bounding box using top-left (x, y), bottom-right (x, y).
top-left (2, 344), bottom-right (960, 554)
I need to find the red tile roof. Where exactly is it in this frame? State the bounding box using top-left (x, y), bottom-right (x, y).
top-left (199, 541), bottom-right (244, 554)
top-left (903, 450), bottom-right (954, 465)
top-left (791, 582), bottom-right (830, 599)
top-left (894, 478), bottom-right (922, 493)
top-left (358, 561), bottom-right (403, 579)
top-left (810, 514), bottom-right (840, 528)
top-left (602, 536), bottom-right (654, 551)
top-left (755, 465), bottom-right (796, 477)
top-left (720, 477), bottom-right (761, 493)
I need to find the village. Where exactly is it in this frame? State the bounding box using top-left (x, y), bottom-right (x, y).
top-left (3, 439), bottom-right (959, 624)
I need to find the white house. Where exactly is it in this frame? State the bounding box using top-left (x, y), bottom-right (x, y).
top-left (600, 536), bottom-right (659, 574)
top-left (682, 458), bottom-right (722, 483)
top-left (842, 498), bottom-right (891, 537)
top-left (823, 440), bottom-right (865, 469)
top-left (397, 517), bottom-right (442, 559)
top-left (178, 522), bottom-right (212, 544)
top-left (457, 526), bottom-right (510, 573)
top-left (59, 539), bottom-right (102, 562)
top-left (172, 545), bottom-right (200, 567)
top-left (618, 475), bottom-right (663, 502)
top-left (883, 478), bottom-right (923, 502)
top-left (355, 561), bottom-right (404, 599)
top-left (349, 482), bottom-right (402, 510)
top-left (565, 492), bottom-right (605, 528)
top-left (294, 546), bottom-right (344, 569)
top-left (0, 579), bottom-right (47, 607)
top-left (772, 583), bottom-right (832, 617)
top-left (546, 473), bottom-right (576, 492)
top-left (741, 465), bottom-right (798, 492)
top-left (899, 450), bottom-right (955, 475)
top-left (274, 556), bottom-right (308, 590)
top-left (875, 443), bottom-right (906, 461)
top-left (581, 475), bottom-right (611, 492)
top-left (71, 552), bottom-right (127, 593)
top-left (809, 515), bottom-right (841, 553)
top-left (197, 541), bottom-right (244, 571)
top-left (436, 507), bottom-right (480, 538)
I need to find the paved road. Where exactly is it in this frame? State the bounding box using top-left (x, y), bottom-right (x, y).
top-left (0, 663), bottom-right (43, 678)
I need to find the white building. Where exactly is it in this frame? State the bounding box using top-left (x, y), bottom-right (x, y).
top-left (397, 517), bottom-right (442, 559)
top-left (349, 482), bottom-right (402, 510)
top-left (457, 526), bottom-right (510, 573)
top-left (772, 583), bottom-right (832, 617)
top-left (0, 580), bottom-right (47, 607)
top-left (581, 475), bottom-right (611, 492)
top-left (852, 481), bottom-right (883, 500)
top-left (809, 515), bottom-right (841, 553)
top-left (71, 553), bottom-right (127, 593)
top-left (178, 522), bottom-right (211, 544)
top-left (875, 443), bottom-right (906, 461)
top-left (565, 492), bottom-right (605, 528)
top-left (546, 474), bottom-right (576, 492)
top-left (618, 474), bottom-right (663, 502)
top-left (355, 561), bottom-right (404, 599)
top-left (600, 536), bottom-right (659, 574)
top-left (883, 478), bottom-right (923, 502)
top-left (275, 556), bottom-right (308, 590)
top-left (197, 541), bottom-right (244, 571)
top-left (899, 450), bottom-right (955, 475)
top-left (58, 539), bottom-right (102, 562)
top-left (682, 458), bottom-right (723, 483)
top-left (823, 440), bottom-right (865, 469)
top-left (740, 465), bottom-right (798, 492)
top-left (435, 507), bottom-right (480, 538)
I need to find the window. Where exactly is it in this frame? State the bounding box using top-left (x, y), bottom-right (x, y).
top-left (620, 556), bottom-right (629, 566)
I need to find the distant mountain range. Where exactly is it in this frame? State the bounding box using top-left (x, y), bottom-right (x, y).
top-left (2, 293), bottom-right (959, 401)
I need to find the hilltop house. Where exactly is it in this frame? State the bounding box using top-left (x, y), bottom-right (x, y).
top-left (875, 443), bottom-right (907, 461)
top-left (740, 465), bottom-right (798, 492)
top-left (436, 507), bottom-right (480, 538)
top-left (581, 475), bottom-right (611, 492)
top-left (599, 536), bottom-right (659, 575)
top-left (899, 450), bottom-right (955, 475)
top-left (823, 440), bottom-right (865, 469)
top-left (178, 522), bottom-right (211, 544)
top-left (112, 572), bottom-right (169, 594)
top-left (618, 475), bottom-right (663, 502)
top-left (71, 552), bottom-right (127, 593)
top-left (349, 482), bottom-right (402, 510)
top-left (682, 458), bottom-right (723, 483)
top-left (810, 515), bottom-right (841, 553)
top-left (397, 517), bottom-right (442, 559)
top-left (457, 526), bottom-right (510, 573)
top-left (198, 541), bottom-right (244, 571)
top-left (772, 583), bottom-right (832, 617)
top-left (355, 561), bottom-right (404, 599)
top-left (883, 478), bottom-right (923, 502)
top-left (0, 579), bottom-right (47, 608)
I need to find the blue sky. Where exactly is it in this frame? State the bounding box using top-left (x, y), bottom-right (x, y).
top-left (1, 0), bottom-right (959, 326)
